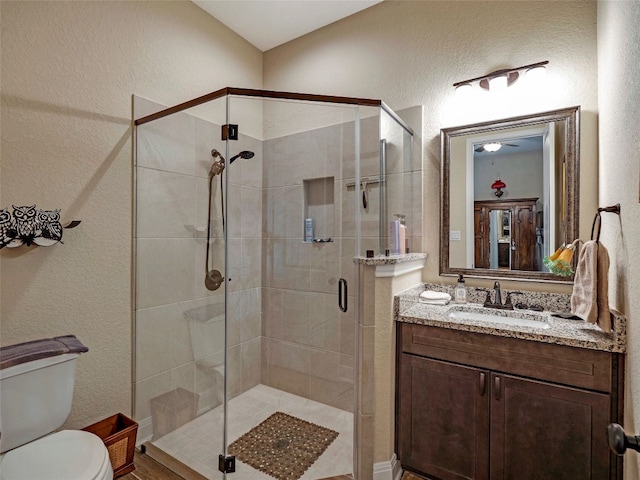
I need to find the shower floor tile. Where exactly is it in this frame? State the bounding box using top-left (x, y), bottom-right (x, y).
top-left (152, 384), bottom-right (353, 480)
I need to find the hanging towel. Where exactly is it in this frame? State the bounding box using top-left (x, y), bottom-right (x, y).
top-left (570, 240), bottom-right (612, 333)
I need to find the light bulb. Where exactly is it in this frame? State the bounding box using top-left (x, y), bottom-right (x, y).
top-left (455, 83), bottom-right (472, 97)
top-left (526, 65), bottom-right (547, 83)
top-left (489, 75), bottom-right (508, 92)
top-left (484, 142), bottom-right (502, 152)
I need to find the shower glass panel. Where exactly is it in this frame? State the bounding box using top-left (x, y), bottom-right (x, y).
top-left (221, 94), bottom-right (381, 480)
top-left (133, 89), bottom-right (414, 480)
top-left (133, 94), bottom-right (230, 478)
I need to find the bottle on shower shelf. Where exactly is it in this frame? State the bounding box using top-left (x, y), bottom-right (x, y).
top-left (305, 218), bottom-right (314, 243)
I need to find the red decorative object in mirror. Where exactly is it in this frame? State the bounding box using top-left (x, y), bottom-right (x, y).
top-left (491, 178), bottom-right (506, 197)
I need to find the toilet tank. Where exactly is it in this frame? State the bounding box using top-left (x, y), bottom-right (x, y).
top-left (0, 336), bottom-right (88, 453)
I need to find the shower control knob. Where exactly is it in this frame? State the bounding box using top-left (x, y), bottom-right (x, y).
top-left (205, 269), bottom-right (223, 291)
top-left (608, 423), bottom-right (640, 455)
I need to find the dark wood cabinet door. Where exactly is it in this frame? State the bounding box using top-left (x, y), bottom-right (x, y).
top-left (512, 203), bottom-right (537, 271)
top-left (489, 373), bottom-right (611, 480)
top-left (474, 205), bottom-right (489, 268)
top-left (398, 354), bottom-right (490, 480)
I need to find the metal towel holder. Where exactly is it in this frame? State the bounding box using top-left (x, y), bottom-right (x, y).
top-left (591, 203), bottom-right (620, 243)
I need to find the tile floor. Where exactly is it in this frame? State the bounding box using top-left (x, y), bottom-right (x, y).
top-left (152, 384), bottom-right (353, 480)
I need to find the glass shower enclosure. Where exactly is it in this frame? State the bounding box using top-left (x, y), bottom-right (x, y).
top-left (133, 88), bottom-right (414, 479)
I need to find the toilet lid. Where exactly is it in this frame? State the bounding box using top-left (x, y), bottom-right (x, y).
top-left (1, 430), bottom-right (110, 480)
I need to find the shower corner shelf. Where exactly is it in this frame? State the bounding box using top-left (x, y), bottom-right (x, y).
top-left (304, 237), bottom-right (334, 244)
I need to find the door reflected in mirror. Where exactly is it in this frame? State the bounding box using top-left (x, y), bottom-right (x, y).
top-left (440, 107), bottom-right (579, 282)
top-left (490, 209), bottom-right (510, 269)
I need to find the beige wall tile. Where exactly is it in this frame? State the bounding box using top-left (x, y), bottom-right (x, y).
top-left (134, 362), bottom-right (196, 422)
top-left (241, 336), bottom-right (262, 391)
top-left (136, 111), bottom-right (196, 176)
top-left (136, 238), bottom-right (196, 309)
top-left (136, 302), bottom-right (195, 381)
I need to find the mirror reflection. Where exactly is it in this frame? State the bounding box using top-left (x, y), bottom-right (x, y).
top-left (440, 106), bottom-right (579, 282)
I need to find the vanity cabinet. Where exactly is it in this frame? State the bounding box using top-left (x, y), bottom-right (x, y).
top-left (396, 323), bottom-right (623, 480)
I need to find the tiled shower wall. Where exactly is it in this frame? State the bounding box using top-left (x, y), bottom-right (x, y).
top-left (260, 107), bottom-right (421, 412)
top-left (261, 115), bottom-right (382, 412)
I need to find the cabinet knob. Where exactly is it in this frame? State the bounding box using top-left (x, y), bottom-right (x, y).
top-left (608, 423), bottom-right (640, 455)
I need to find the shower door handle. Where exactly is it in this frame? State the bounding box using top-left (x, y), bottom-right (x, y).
top-left (338, 278), bottom-right (348, 312)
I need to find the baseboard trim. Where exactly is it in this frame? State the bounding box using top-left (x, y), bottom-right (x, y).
top-left (373, 453), bottom-right (403, 480)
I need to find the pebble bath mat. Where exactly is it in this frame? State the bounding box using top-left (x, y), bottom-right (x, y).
top-left (228, 411), bottom-right (339, 480)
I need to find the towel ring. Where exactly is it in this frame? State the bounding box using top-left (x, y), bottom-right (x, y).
top-left (591, 212), bottom-right (602, 243)
top-left (591, 203), bottom-right (621, 243)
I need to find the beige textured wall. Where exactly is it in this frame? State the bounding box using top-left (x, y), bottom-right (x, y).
top-left (264, 0), bottom-right (599, 463)
top-left (597, 2), bottom-right (640, 479)
top-left (265, 0), bottom-right (599, 295)
top-left (0, 0), bottom-right (262, 429)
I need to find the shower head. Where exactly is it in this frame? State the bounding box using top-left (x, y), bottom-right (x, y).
top-left (211, 149), bottom-right (225, 160)
top-left (229, 150), bottom-right (255, 164)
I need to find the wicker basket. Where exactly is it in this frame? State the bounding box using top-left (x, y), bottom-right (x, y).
top-left (82, 413), bottom-right (138, 478)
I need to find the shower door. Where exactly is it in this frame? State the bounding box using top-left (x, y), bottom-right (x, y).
top-left (219, 94), bottom-right (379, 480)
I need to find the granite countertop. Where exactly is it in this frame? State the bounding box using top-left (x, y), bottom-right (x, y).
top-left (395, 284), bottom-right (626, 353)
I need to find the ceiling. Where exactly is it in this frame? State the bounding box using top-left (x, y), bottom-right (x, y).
top-left (192, 0), bottom-right (383, 52)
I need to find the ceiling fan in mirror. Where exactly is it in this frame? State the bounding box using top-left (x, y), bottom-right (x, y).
top-left (474, 142), bottom-right (519, 153)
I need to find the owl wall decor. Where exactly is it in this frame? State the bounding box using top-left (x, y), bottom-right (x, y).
top-left (0, 205), bottom-right (80, 249)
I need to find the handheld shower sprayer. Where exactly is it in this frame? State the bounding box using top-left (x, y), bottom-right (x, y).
top-left (204, 149), bottom-right (256, 291)
top-left (209, 149), bottom-right (226, 177)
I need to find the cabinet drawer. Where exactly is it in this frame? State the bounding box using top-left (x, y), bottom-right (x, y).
top-left (400, 323), bottom-right (614, 393)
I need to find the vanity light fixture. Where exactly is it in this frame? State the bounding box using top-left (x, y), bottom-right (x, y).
top-left (454, 60), bottom-right (549, 93)
top-left (491, 176), bottom-right (506, 197)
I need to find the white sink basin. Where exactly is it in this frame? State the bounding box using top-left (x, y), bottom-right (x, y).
top-left (448, 307), bottom-right (551, 330)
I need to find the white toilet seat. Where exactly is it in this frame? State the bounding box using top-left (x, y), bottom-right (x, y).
top-left (0, 430), bottom-right (113, 480)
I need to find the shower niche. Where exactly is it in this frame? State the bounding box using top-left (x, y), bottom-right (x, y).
top-left (303, 176), bottom-right (335, 243)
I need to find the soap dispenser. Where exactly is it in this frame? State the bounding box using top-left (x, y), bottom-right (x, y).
top-left (454, 274), bottom-right (467, 304)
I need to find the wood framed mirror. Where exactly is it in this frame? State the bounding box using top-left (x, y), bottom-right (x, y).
top-left (440, 106), bottom-right (579, 283)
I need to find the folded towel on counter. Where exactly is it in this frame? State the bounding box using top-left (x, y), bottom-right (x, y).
top-left (419, 299), bottom-right (450, 305)
top-left (419, 291), bottom-right (451, 305)
top-left (571, 240), bottom-right (612, 333)
top-left (420, 290), bottom-right (452, 301)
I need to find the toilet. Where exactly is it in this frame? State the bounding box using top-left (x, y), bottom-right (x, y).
top-left (0, 335), bottom-right (113, 480)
